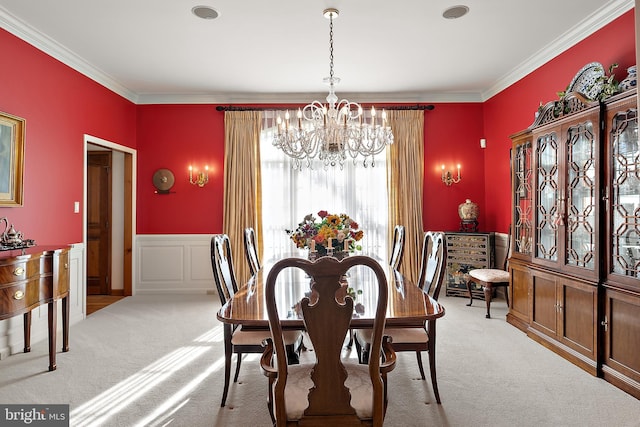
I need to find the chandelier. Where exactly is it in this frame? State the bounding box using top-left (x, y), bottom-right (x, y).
top-left (272, 8), bottom-right (394, 170)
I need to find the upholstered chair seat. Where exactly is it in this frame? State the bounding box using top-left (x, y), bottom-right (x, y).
top-left (280, 363), bottom-right (375, 421)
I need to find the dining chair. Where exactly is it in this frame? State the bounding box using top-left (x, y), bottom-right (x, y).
top-left (389, 225), bottom-right (405, 271)
top-left (211, 234), bottom-right (302, 407)
top-left (466, 231), bottom-right (511, 318)
top-left (260, 255), bottom-right (396, 426)
top-left (243, 226), bottom-right (261, 276)
top-left (354, 231), bottom-right (447, 404)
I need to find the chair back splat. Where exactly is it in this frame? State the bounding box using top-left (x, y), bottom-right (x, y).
top-left (262, 255), bottom-right (394, 426)
top-left (244, 227), bottom-right (261, 277)
top-left (211, 234), bottom-right (238, 305)
top-left (389, 225), bottom-right (405, 270)
top-left (418, 231), bottom-right (447, 298)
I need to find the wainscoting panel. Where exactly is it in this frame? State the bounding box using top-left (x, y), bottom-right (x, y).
top-left (136, 234), bottom-right (215, 294)
top-left (0, 244), bottom-right (85, 359)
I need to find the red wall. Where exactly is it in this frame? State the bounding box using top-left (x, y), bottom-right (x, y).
top-left (136, 105), bottom-right (225, 233)
top-left (482, 9), bottom-right (636, 233)
top-left (423, 103), bottom-right (486, 232)
top-left (0, 29), bottom-right (136, 244)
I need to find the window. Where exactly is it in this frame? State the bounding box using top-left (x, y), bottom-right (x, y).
top-left (260, 111), bottom-right (389, 264)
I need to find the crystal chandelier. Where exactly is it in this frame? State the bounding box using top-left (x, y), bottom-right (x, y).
top-left (272, 8), bottom-right (394, 170)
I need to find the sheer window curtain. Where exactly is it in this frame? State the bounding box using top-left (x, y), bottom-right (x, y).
top-left (222, 111), bottom-right (263, 285)
top-left (260, 110), bottom-right (389, 264)
top-left (387, 110), bottom-right (425, 283)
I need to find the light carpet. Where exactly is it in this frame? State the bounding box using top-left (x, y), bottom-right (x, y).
top-left (0, 294), bottom-right (638, 427)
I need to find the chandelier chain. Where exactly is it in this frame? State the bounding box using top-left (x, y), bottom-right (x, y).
top-left (328, 13), bottom-right (334, 82)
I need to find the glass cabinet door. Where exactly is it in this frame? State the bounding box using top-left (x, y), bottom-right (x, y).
top-left (610, 108), bottom-right (639, 278)
top-left (565, 122), bottom-right (596, 269)
top-left (536, 132), bottom-right (559, 262)
top-left (514, 141), bottom-right (533, 255)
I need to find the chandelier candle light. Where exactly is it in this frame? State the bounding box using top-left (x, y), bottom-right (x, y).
top-left (272, 8), bottom-right (394, 170)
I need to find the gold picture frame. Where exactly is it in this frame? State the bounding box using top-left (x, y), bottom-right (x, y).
top-left (0, 111), bottom-right (25, 206)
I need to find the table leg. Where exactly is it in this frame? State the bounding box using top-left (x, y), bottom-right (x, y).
top-left (23, 311), bottom-right (32, 353)
top-left (48, 301), bottom-right (57, 371)
top-left (62, 296), bottom-right (70, 352)
top-left (427, 319), bottom-right (441, 404)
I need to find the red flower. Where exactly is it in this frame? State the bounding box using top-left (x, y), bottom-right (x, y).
top-left (317, 210), bottom-right (328, 218)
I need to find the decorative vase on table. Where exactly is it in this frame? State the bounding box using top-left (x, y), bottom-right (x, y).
top-left (286, 210), bottom-right (364, 260)
top-left (458, 199), bottom-right (479, 232)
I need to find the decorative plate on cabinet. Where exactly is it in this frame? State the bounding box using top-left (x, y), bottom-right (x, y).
top-left (566, 62), bottom-right (604, 100)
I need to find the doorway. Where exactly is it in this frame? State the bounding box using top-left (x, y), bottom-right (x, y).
top-left (84, 135), bottom-right (136, 315)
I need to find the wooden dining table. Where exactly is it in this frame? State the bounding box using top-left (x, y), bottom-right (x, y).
top-left (217, 254), bottom-right (445, 331)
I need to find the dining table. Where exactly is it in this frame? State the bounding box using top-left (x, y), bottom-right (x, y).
top-left (217, 253), bottom-right (446, 332)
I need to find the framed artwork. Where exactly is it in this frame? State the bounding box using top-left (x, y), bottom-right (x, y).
top-left (0, 111), bottom-right (25, 206)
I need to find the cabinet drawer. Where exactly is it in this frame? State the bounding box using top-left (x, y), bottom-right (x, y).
top-left (0, 257), bottom-right (41, 285)
top-left (0, 279), bottom-right (41, 319)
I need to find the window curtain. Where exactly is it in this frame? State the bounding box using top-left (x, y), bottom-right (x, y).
top-left (387, 110), bottom-right (425, 283)
top-left (223, 111), bottom-right (263, 285)
top-left (260, 110), bottom-right (389, 264)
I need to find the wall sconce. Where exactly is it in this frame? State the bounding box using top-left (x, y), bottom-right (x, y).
top-left (441, 164), bottom-right (461, 186)
top-left (189, 165), bottom-right (209, 187)
top-left (480, 138), bottom-right (487, 148)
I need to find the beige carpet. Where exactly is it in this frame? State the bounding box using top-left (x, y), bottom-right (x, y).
top-left (0, 294), bottom-right (638, 427)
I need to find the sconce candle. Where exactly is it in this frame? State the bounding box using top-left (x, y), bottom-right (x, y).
top-left (189, 165), bottom-right (209, 187)
top-left (441, 164), bottom-right (461, 186)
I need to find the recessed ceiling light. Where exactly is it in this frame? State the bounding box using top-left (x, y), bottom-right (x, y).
top-left (192, 5), bottom-right (220, 20)
top-left (442, 5), bottom-right (469, 19)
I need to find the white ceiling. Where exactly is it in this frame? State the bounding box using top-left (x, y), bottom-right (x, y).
top-left (0, 0), bottom-right (634, 104)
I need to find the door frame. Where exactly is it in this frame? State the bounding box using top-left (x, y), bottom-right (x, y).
top-left (83, 134), bottom-right (137, 299)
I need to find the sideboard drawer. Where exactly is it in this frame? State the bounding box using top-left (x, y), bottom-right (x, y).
top-left (0, 257), bottom-right (41, 285)
top-left (0, 279), bottom-right (41, 319)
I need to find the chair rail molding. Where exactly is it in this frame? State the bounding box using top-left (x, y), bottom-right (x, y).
top-left (136, 234), bottom-right (214, 294)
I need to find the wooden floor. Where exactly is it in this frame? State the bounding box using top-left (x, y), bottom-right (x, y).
top-left (86, 295), bottom-right (126, 315)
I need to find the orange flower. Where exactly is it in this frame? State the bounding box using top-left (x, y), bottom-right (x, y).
top-left (326, 214), bottom-right (341, 226)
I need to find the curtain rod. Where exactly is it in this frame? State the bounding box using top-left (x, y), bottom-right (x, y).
top-left (215, 104), bottom-right (435, 112)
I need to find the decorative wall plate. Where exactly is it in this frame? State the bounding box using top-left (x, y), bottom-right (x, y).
top-left (566, 62), bottom-right (604, 100)
top-left (152, 168), bottom-right (175, 194)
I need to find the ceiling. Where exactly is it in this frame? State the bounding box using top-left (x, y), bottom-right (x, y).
top-left (0, 0), bottom-right (634, 104)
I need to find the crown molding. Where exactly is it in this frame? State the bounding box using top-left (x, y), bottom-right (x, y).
top-left (482, 0), bottom-right (635, 101)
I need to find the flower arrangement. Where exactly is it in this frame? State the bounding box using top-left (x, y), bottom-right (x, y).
top-left (286, 210), bottom-right (364, 255)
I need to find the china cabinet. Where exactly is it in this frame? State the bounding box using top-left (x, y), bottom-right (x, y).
top-left (601, 89), bottom-right (640, 397)
top-left (508, 85), bottom-right (639, 398)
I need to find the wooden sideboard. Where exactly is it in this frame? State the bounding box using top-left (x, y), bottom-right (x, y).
top-left (0, 246), bottom-right (70, 371)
